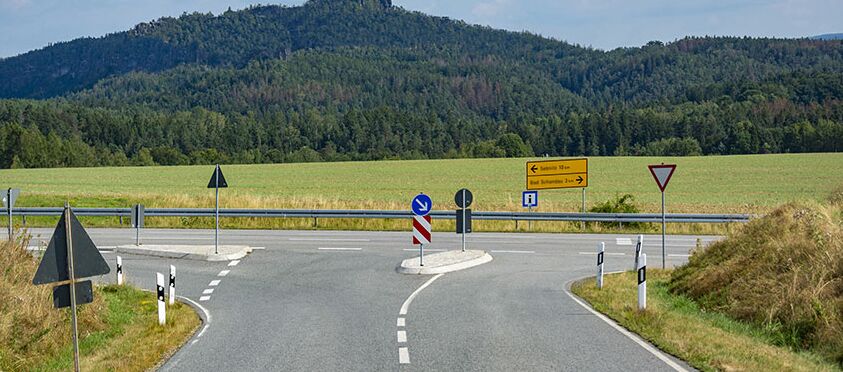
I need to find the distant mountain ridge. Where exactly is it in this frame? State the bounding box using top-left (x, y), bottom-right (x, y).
top-left (0, 0), bottom-right (840, 169)
top-left (812, 33), bottom-right (843, 41)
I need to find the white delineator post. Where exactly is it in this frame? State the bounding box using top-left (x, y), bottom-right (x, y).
top-left (637, 253), bottom-right (647, 311)
top-left (116, 256), bottom-right (123, 285)
top-left (168, 265), bottom-right (176, 306)
top-left (634, 234), bottom-right (643, 270)
top-left (156, 273), bottom-right (166, 325)
top-left (597, 242), bottom-right (605, 289)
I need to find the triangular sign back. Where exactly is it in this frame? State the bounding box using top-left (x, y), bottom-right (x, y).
top-left (33, 209), bottom-right (110, 285)
top-left (648, 164), bottom-right (677, 192)
top-left (207, 165), bottom-right (228, 188)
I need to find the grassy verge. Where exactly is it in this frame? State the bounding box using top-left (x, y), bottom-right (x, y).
top-left (571, 271), bottom-right (840, 371)
top-left (0, 237), bottom-right (200, 371)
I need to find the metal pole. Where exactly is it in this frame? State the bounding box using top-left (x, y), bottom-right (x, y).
top-left (581, 188), bottom-right (586, 230)
top-left (461, 190), bottom-right (466, 252)
top-left (65, 203), bottom-right (81, 372)
top-left (661, 191), bottom-right (666, 269)
top-left (527, 206), bottom-right (532, 231)
top-left (7, 189), bottom-right (12, 240)
top-left (215, 165), bottom-right (220, 255)
top-left (135, 206), bottom-right (140, 246)
top-left (419, 243), bottom-right (424, 267)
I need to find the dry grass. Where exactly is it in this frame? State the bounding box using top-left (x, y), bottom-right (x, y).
top-left (0, 234), bottom-right (200, 371)
top-left (670, 199), bottom-right (843, 365)
top-left (571, 271), bottom-right (839, 371)
top-left (0, 235), bottom-right (108, 371)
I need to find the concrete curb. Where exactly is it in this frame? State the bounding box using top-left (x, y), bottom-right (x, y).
top-left (397, 250), bottom-right (493, 275)
top-left (114, 245), bottom-right (251, 262)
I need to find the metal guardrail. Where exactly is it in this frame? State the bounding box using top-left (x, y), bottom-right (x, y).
top-left (0, 207), bottom-right (751, 224)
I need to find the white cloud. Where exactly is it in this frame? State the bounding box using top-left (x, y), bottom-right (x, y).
top-left (471, 0), bottom-right (511, 18)
top-left (0, 0), bottom-right (30, 10)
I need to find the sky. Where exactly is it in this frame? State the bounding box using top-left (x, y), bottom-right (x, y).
top-left (0, 0), bottom-right (841, 58)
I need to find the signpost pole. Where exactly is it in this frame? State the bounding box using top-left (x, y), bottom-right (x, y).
top-left (7, 189), bottom-right (12, 240)
top-left (419, 243), bottom-right (424, 267)
top-left (581, 188), bottom-right (586, 230)
top-left (64, 204), bottom-right (81, 372)
top-left (661, 191), bottom-right (666, 269)
top-left (461, 189), bottom-right (466, 252)
top-left (215, 165), bottom-right (220, 255)
top-left (527, 206), bottom-right (532, 231)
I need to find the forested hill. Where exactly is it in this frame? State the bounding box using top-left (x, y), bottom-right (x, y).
top-left (0, 0), bottom-right (841, 169)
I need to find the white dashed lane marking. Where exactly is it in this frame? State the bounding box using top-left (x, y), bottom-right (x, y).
top-left (616, 238), bottom-right (633, 245)
top-left (228, 260), bottom-right (240, 267)
top-left (209, 280), bottom-right (221, 286)
top-left (397, 318), bottom-right (405, 327)
top-left (203, 288), bottom-right (214, 294)
top-left (199, 296), bottom-right (211, 302)
top-left (218, 270), bottom-right (230, 277)
top-left (490, 250), bottom-right (535, 254)
top-left (399, 347), bottom-right (410, 364)
top-left (397, 331), bottom-right (407, 343)
top-left (317, 247), bottom-right (363, 251)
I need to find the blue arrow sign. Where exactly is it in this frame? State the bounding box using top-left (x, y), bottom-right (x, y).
top-left (522, 190), bottom-right (538, 208)
top-left (412, 194), bottom-right (432, 216)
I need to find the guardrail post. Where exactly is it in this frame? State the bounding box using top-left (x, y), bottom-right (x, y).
top-left (313, 217), bottom-right (318, 228)
top-left (22, 215), bottom-right (26, 226)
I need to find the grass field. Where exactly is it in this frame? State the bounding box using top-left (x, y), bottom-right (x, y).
top-left (0, 154), bottom-right (840, 232)
top-left (2, 153), bottom-right (840, 212)
top-left (571, 271), bottom-right (839, 371)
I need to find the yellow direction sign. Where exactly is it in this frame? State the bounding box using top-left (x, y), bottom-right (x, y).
top-left (526, 158), bottom-right (588, 190)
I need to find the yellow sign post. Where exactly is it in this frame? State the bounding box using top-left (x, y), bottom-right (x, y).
top-left (526, 158), bottom-right (588, 190)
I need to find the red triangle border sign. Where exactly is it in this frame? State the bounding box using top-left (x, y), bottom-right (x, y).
top-left (648, 164), bottom-right (677, 192)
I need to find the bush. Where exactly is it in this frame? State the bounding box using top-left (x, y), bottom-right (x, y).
top-left (589, 194), bottom-right (645, 229)
top-left (669, 201), bottom-right (843, 365)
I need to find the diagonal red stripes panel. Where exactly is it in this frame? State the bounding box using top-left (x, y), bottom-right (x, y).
top-left (412, 215), bottom-right (431, 245)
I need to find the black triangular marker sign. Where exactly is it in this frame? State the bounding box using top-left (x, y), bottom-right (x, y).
top-left (207, 166), bottom-right (228, 188)
top-left (33, 209), bottom-right (110, 285)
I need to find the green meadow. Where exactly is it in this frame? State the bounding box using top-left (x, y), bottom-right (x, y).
top-left (2, 153), bottom-right (840, 214)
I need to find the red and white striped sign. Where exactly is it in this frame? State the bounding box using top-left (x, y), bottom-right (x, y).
top-left (412, 215), bottom-right (432, 245)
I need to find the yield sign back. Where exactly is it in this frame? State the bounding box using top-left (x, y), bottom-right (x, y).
top-left (648, 164), bottom-right (677, 192)
top-left (33, 209), bottom-right (110, 284)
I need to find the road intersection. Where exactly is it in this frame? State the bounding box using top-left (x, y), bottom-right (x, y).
top-left (26, 228), bottom-right (716, 370)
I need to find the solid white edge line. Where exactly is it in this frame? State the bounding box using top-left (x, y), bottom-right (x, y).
top-left (397, 330), bottom-right (407, 343)
top-left (289, 238), bottom-right (370, 242)
top-left (490, 250), bottom-right (535, 254)
top-left (564, 277), bottom-right (689, 372)
top-left (197, 324), bottom-right (209, 338)
top-left (317, 247), bottom-right (363, 251)
top-left (178, 295), bottom-right (212, 324)
top-left (398, 347), bottom-right (410, 364)
top-left (399, 273), bottom-right (444, 315)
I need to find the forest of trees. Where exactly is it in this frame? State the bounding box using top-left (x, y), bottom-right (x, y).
top-left (0, 0), bottom-right (840, 168)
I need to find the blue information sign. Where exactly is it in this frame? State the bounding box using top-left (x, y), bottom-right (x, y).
top-left (522, 190), bottom-right (538, 208)
top-left (412, 194), bottom-right (432, 216)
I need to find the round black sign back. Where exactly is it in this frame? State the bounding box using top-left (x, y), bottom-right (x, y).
top-left (454, 188), bottom-right (473, 208)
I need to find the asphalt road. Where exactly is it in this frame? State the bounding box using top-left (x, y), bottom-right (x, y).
top-left (26, 227), bottom-right (718, 371)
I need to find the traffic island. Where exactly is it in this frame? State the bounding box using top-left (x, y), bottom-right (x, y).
top-left (398, 250), bottom-right (492, 275)
top-left (114, 244), bottom-right (253, 261)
